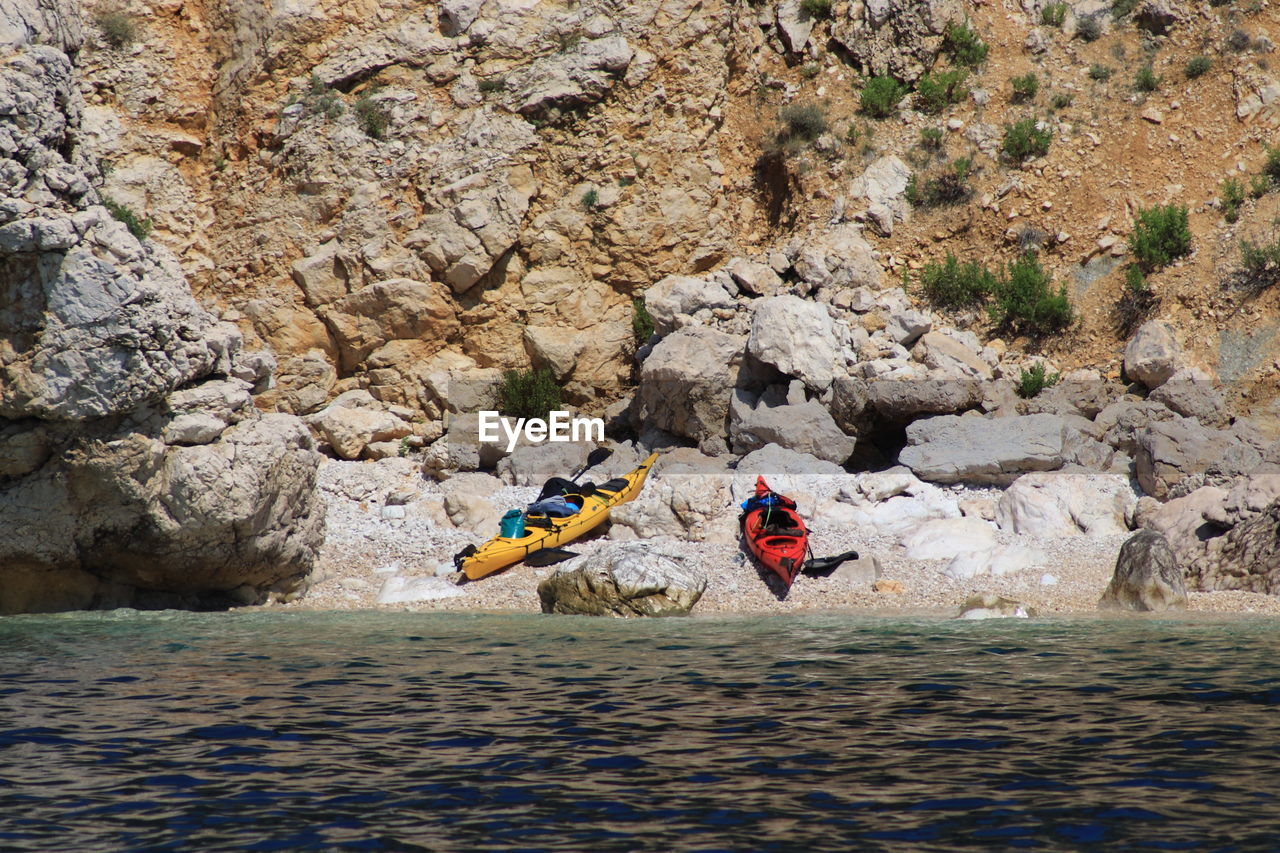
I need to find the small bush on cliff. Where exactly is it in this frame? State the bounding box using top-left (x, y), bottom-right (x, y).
top-left (942, 20), bottom-right (989, 67)
top-left (1114, 264), bottom-right (1159, 336)
top-left (989, 252), bottom-right (1073, 337)
top-left (859, 76), bottom-right (906, 118)
top-left (1040, 2), bottom-right (1068, 27)
top-left (905, 157), bottom-right (973, 208)
top-left (779, 102), bottom-right (828, 142)
top-left (915, 70), bottom-right (968, 115)
top-left (1010, 72), bottom-right (1039, 103)
top-left (102, 197), bottom-right (152, 240)
top-left (1250, 174), bottom-right (1271, 199)
top-left (353, 96), bottom-right (390, 139)
top-left (1264, 144), bottom-right (1280, 185)
top-left (1017, 363), bottom-right (1061, 398)
top-left (1239, 236), bottom-right (1280, 292)
top-left (632, 298), bottom-right (654, 344)
top-left (1134, 64), bottom-right (1161, 93)
top-left (1088, 63), bottom-right (1112, 81)
top-left (498, 368), bottom-right (562, 421)
top-left (1002, 118), bottom-right (1052, 162)
top-left (918, 252), bottom-right (995, 309)
top-left (1185, 56), bottom-right (1212, 79)
top-left (1221, 178), bottom-right (1245, 223)
top-left (1076, 14), bottom-right (1103, 42)
top-left (95, 9), bottom-right (137, 48)
top-left (1129, 203), bottom-right (1191, 272)
top-left (298, 74), bottom-right (344, 119)
top-left (800, 0), bottom-right (833, 19)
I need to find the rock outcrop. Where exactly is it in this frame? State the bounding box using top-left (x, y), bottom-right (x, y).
top-left (537, 542), bottom-right (707, 616)
top-left (1098, 529), bottom-right (1185, 611)
top-left (0, 14), bottom-right (324, 613)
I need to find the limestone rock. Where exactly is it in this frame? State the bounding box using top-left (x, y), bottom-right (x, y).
top-left (537, 542), bottom-right (707, 616)
top-left (311, 405), bottom-right (411, 460)
top-left (997, 472), bottom-right (1136, 537)
top-left (726, 257), bottom-right (782, 297)
top-left (644, 274), bottom-right (735, 335)
top-left (747, 295), bottom-right (839, 390)
top-left (730, 397), bottom-right (855, 465)
top-left (376, 575), bottom-right (467, 604)
top-left (912, 331), bottom-right (993, 380)
top-left (829, 0), bottom-right (963, 83)
top-left (849, 155), bottom-right (912, 223)
top-left (1123, 321), bottom-right (1186, 390)
top-left (637, 326), bottom-right (746, 454)
top-left (1133, 418), bottom-right (1263, 500)
top-left (957, 593), bottom-right (1035, 619)
top-left (899, 413), bottom-right (1083, 485)
top-left (1099, 529), bottom-right (1186, 611)
top-left (737, 443), bottom-right (846, 476)
top-left (900, 517), bottom-right (997, 560)
top-left (522, 325), bottom-right (584, 381)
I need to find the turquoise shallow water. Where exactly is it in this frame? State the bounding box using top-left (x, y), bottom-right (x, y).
top-left (2, 611), bottom-right (1280, 851)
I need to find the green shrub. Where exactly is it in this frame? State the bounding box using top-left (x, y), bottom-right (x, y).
top-left (581, 188), bottom-right (600, 210)
top-left (1040, 2), bottom-right (1068, 27)
top-left (632, 297), bottom-right (655, 343)
top-left (1088, 63), bottom-right (1113, 81)
top-left (860, 76), bottom-right (906, 118)
top-left (779, 102), bottom-right (828, 141)
top-left (1250, 174), bottom-right (1271, 199)
top-left (800, 0), bottom-right (833, 18)
top-left (1002, 117), bottom-right (1052, 162)
top-left (915, 69), bottom-right (968, 114)
top-left (989, 252), bottom-right (1074, 336)
top-left (478, 76), bottom-right (506, 93)
top-left (94, 9), bottom-right (137, 48)
top-left (498, 367), bottom-right (562, 421)
top-left (800, 62), bottom-right (821, 79)
top-left (1226, 29), bottom-right (1252, 52)
top-left (919, 126), bottom-right (944, 150)
top-left (1010, 72), bottom-right (1039, 103)
top-left (1076, 14), bottom-right (1104, 41)
top-left (1264, 144), bottom-right (1280, 184)
top-left (1185, 56), bottom-right (1212, 79)
top-left (300, 74), bottom-right (344, 119)
top-left (918, 252), bottom-right (996, 308)
top-left (943, 19), bottom-right (989, 67)
top-left (1239, 237), bottom-right (1280, 290)
top-left (905, 157), bottom-right (973, 208)
top-left (1110, 0), bottom-right (1139, 18)
top-left (1222, 177), bottom-right (1245, 223)
top-left (1129, 204), bottom-right (1191, 272)
top-left (1134, 64), bottom-right (1161, 92)
top-left (102, 197), bottom-right (152, 240)
top-left (1017, 362), bottom-right (1061, 398)
top-left (1050, 92), bottom-right (1073, 110)
top-left (353, 96), bottom-right (390, 139)
top-left (1115, 264), bottom-right (1159, 335)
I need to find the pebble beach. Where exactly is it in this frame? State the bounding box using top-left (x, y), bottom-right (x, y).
top-left (276, 457), bottom-right (1280, 618)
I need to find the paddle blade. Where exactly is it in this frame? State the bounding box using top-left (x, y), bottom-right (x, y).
top-left (802, 550), bottom-right (859, 577)
top-left (524, 547), bottom-right (579, 567)
top-left (569, 446), bottom-right (615, 483)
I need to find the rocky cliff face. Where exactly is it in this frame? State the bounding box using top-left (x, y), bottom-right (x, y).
top-left (0, 4), bottom-right (324, 613)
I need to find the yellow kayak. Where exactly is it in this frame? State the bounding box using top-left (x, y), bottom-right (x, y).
top-left (454, 452), bottom-right (658, 580)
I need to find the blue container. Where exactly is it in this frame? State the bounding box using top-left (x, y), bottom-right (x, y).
top-left (499, 510), bottom-right (526, 538)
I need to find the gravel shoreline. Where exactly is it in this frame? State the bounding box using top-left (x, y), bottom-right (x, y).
top-left (273, 458), bottom-right (1280, 618)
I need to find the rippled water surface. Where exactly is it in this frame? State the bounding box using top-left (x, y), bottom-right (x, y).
top-left (3, 611), bottom-right (1280, 851)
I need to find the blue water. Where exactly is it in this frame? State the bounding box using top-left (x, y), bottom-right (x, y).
top-left (3, 611), bottom-right (1280, 851)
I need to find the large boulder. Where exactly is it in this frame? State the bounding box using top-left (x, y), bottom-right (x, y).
top-left (746, 295), bottom-right (840, 390)
top-left (537, 543), bottom-right (707, 616)
top-left (899, 414), bottom-right (1085, 485)
top-left (644, 274), bottom-right (735, 336)
top-left (1123, 321), bottom-right (1188, 390)
top-left (1133, 418), bottom-right (1264, 500)
top-left (730, 397), bottom-right (855, 465)
top-left (900, 517), bottom-right (997, 560)
top-left (609, 473), bottom-right (737, 543)
top-left (0, 40), bottom-right (324, 613)
top-left (997, 472), bottom-right (1135, 537)
top-left (1098, 530), bottom-right (1186, 611)
top-left (636, 326), bottom-right (747, 454)
top-left (737, 443), bottom-right (846, 476)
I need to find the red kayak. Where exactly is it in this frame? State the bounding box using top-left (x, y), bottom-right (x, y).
top-left (740, 476), bottom-right (810, 588)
